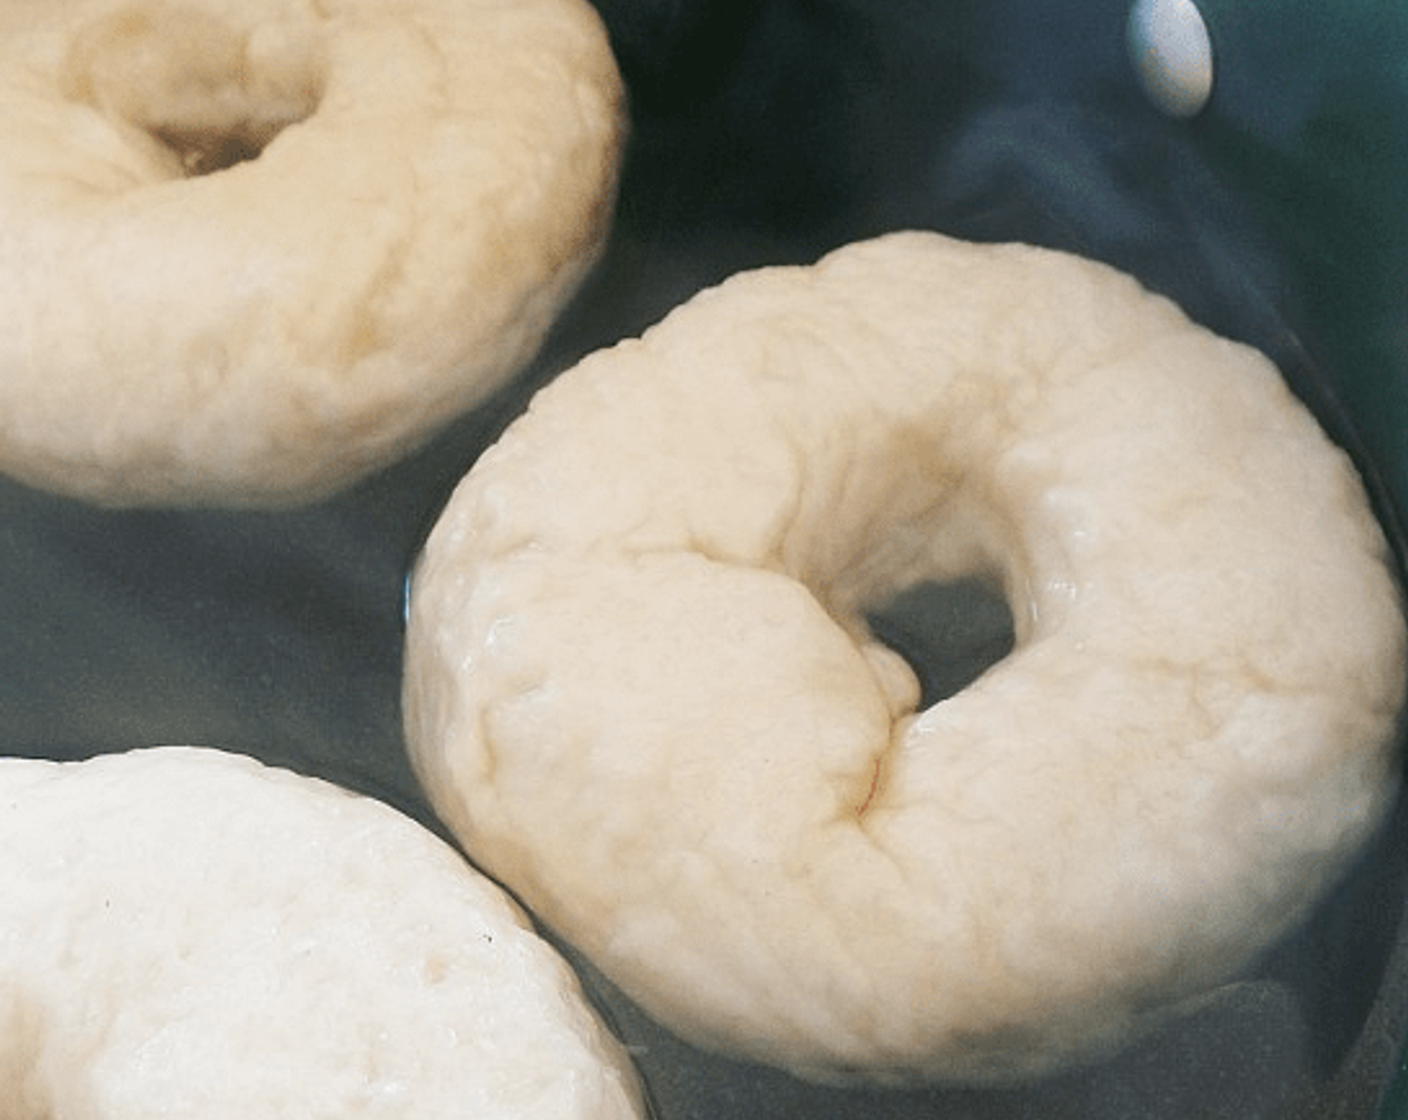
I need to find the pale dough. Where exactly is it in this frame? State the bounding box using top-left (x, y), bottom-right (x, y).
top-left (403, 231), bottom-right (1406, 1084)
top-left (0, 0), bottom-right (624, 506)
top-left (0, 746), bottom-right (647, 1118)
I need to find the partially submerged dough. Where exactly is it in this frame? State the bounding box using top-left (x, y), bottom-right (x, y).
top-left (0, 0), bottom-right (624, 506)
top-left (403, 231), bottom-right (1406, 1084)
top-left (0, 746), bottom-right (646, 1118)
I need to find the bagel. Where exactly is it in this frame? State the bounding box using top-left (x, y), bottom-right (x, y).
top-left (0, 746), bottom-right (646, 1118)
top-left (0, 0), bottom-right (624, 507)
top-left (402, 231), bottom-right (1407, 1085)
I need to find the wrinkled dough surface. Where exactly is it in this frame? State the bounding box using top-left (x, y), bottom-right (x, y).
top-left (0, 0), bottom-right (624, 506)
top-left (403, 231), bottom-right (1407, 1084)
top-left (0, 747), bottom-right (645, 1119)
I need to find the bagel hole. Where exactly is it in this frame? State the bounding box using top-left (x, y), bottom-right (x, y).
top-left (863, 576), bottom-right (1015, 710)
top-left (152, 119), bottom-right (294, 176)
top-left (66, 2), bottom-right (325, 177)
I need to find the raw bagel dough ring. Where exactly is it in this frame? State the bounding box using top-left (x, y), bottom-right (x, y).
top-left (403, 231), bottom-right (1407, 1084)
top-left (0, 0), bottom-right (624, 507)
top-left (0, 746), bottom-right (647, 1118)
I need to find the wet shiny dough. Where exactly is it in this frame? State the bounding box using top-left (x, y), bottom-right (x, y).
top-left (404, 231), bottom-right (1406, 1085)
top-left (0, 747), bottom-right (646, 1118)
top-left (0, 0), bottom-right (624, 506)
